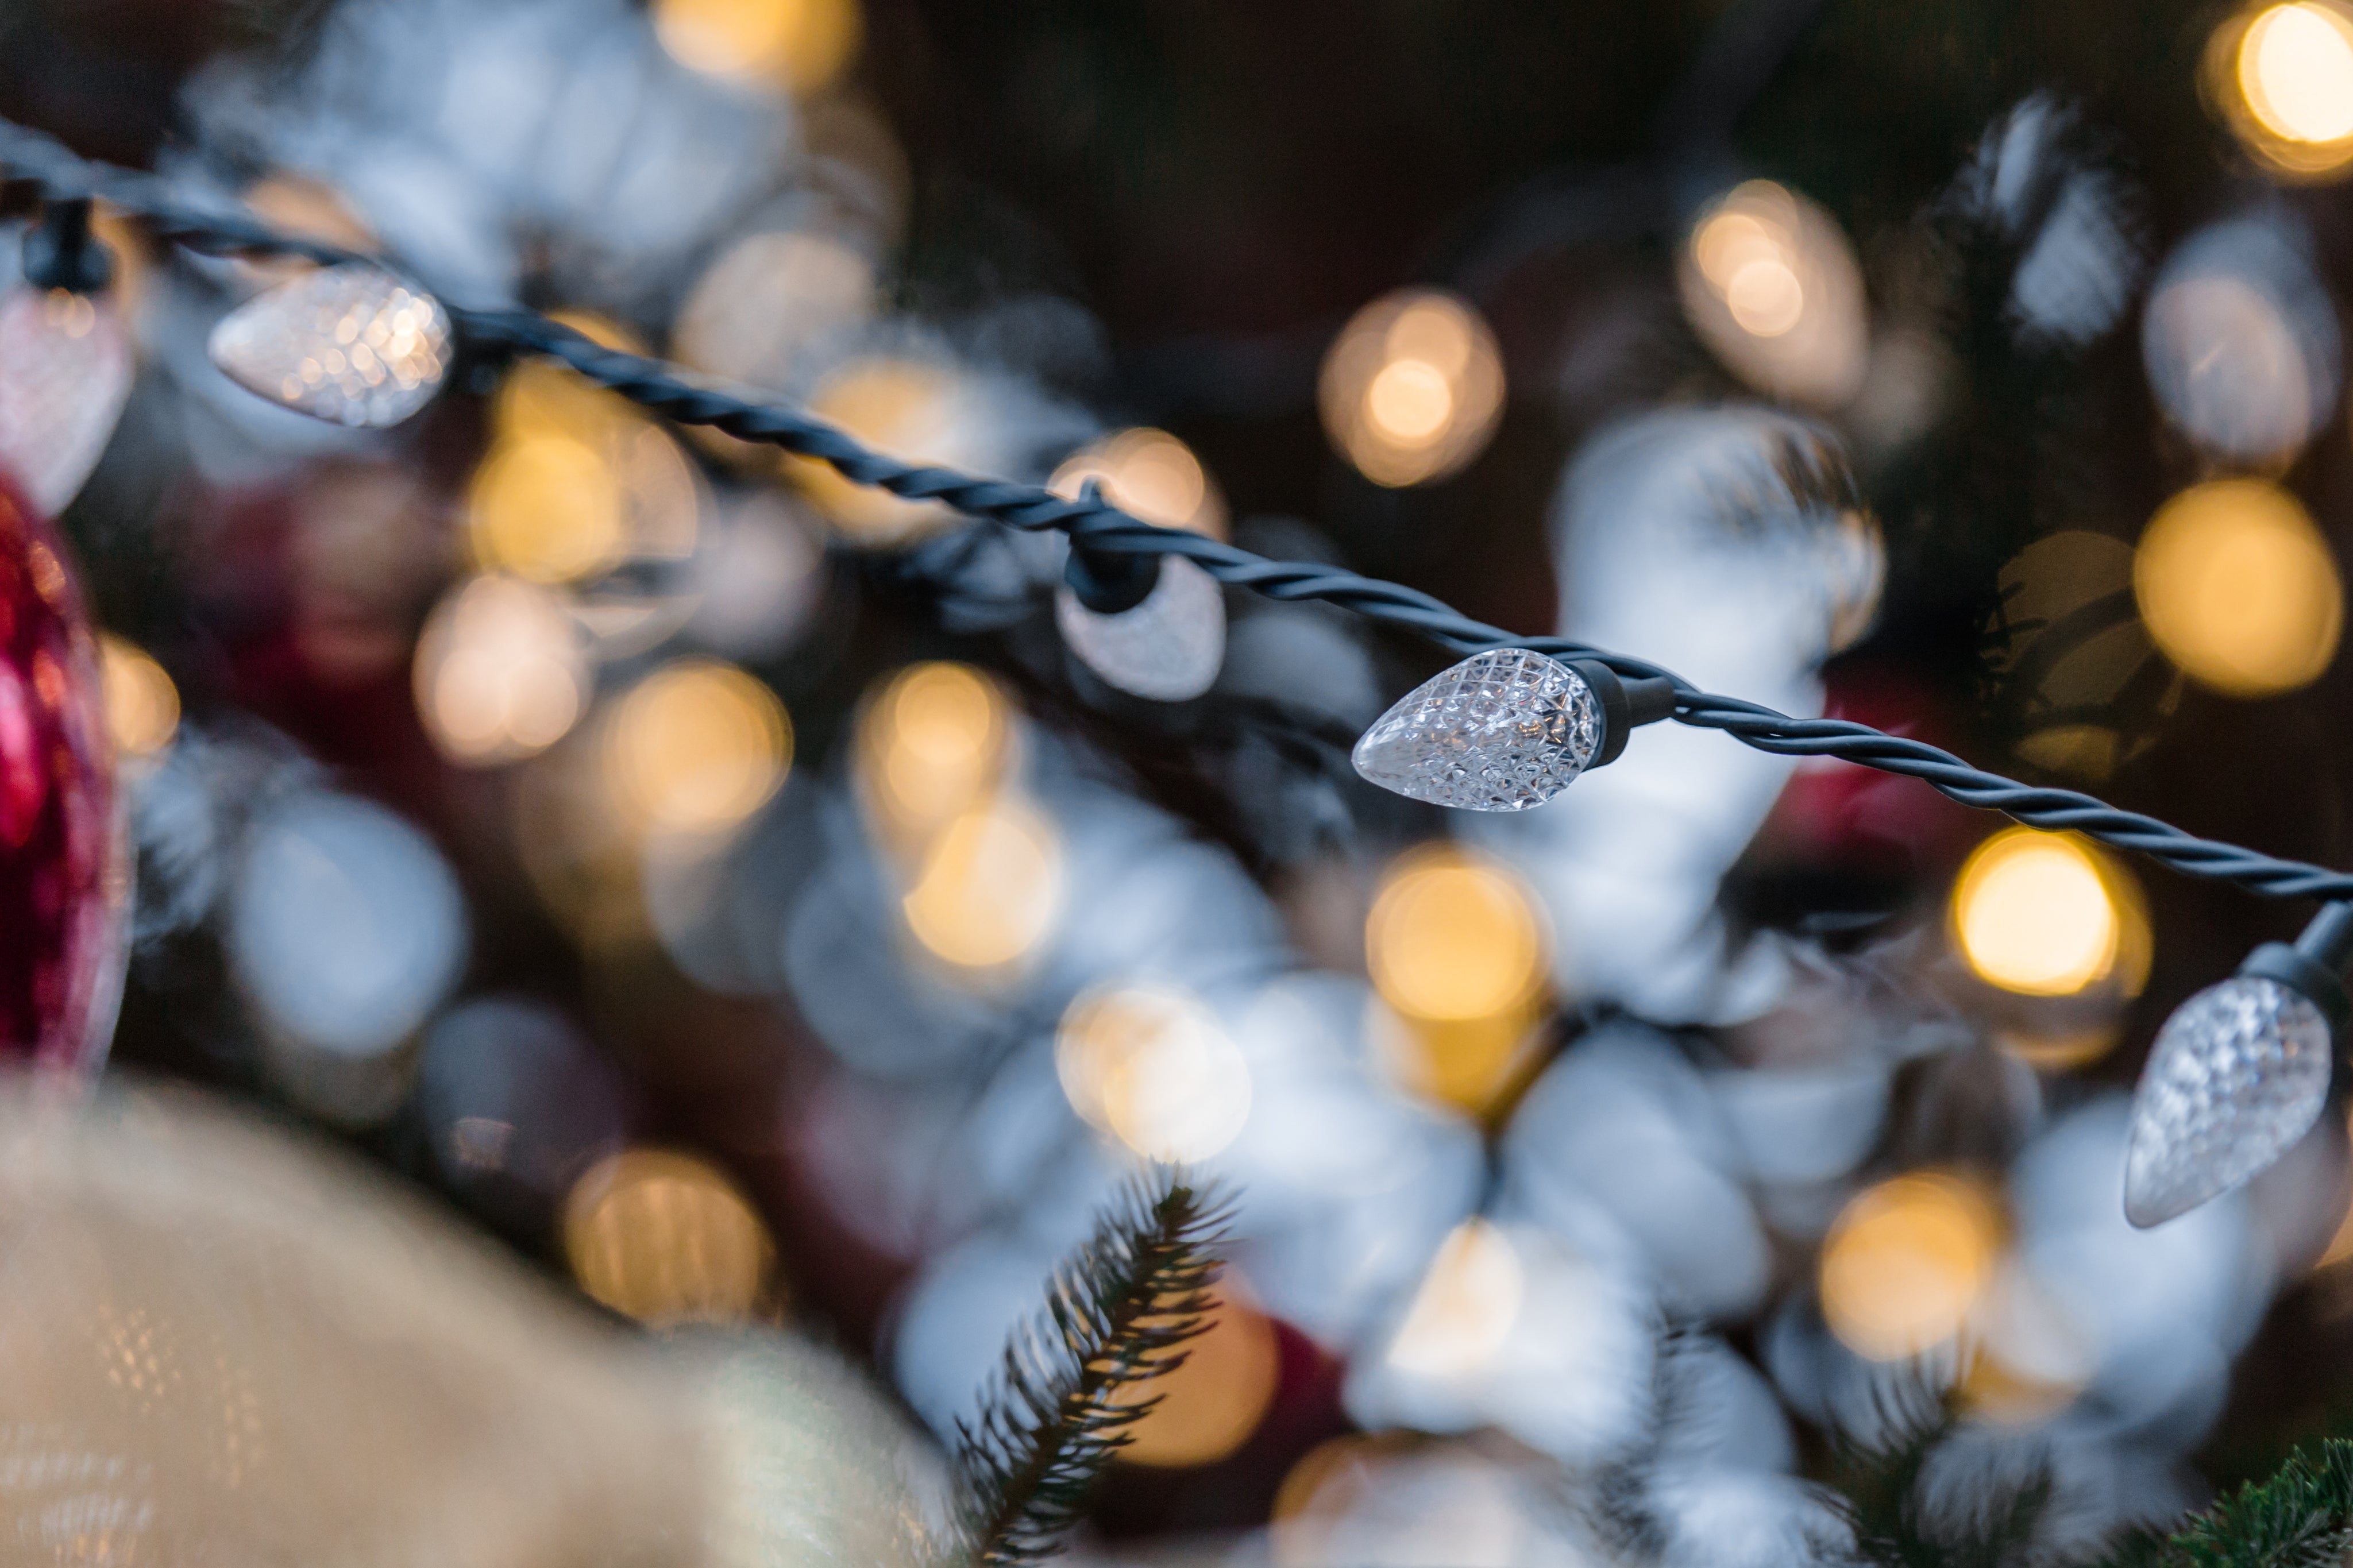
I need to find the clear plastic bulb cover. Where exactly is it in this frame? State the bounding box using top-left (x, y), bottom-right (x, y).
top-left (2123, 975), bottom-right (2332, 1227)
top-left (1351, 647), bottom-right (1601, 811)
top-left (209, 264), bottom-right (451, 428)
top-left (1054, 554), bottom-right (1225, 701)
top-left (0, 287), bottom-right (133, 514)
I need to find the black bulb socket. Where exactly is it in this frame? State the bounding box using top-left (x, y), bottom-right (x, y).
top-left (1566, 658), bottom-right (1677, 769)
top-left (21, 199), bottom-right (114, 296)
top-left (1064, 545), bottom-right (1160, 616)
top-left (2237, 900), bottom-right (2353, 1035)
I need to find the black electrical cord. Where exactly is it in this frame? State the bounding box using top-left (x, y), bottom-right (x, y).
top-left (7, 117), bottom-right (2352, 903)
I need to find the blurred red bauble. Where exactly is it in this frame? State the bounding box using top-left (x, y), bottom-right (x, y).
top-left (0, 470), bottom-right (122, 1072)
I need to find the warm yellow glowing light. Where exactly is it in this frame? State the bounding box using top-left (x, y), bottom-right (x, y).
top-left (1821, 1172), bottom-right (2001, 1361)
top-left (414, 575), bottom-right (589, 766)
top-left (1365, 846), bottom-right (1548, 1115)
top-left (792, 358), bottom-right (969, 542)
top-left (1367, 847), bottom-right (1544, 1021)
top-left (473, 332), bottom-right (701, 585)
top-left (1725, 257), bottom-right (1806, 337)
top-left (564, 1147), bottom-right (779, 1326)
top-left (1950, 828), bottom-right (2122, 998)
top-left (470, 435), bottom-right (626, 584)
top-left (654, 0), bottom-right (861, 94)
top-left (2135, 478), bottom-right (2342, 696)
top-left (1386, 1219), bottom-right (1523, 1377)
top-left (99, 634), bottom-right (179, 760)
top-left (604, 660), bottom-right (791, 835)
top-left (856, 662), bottom-right (1012, 846)
top-left (1050, 427), bottom-right (1227, 538)
top-left (1318, 290), bottom-right (1506, 488)
top-left (1680, 181), bottom-right (1868, 407)
top-left (1364, 358), bottom-right (1456, 443)
top-left (2242, 3), bottom-right (2353, 145)
top-left (1117, 1283), bottom-right (1279, 1467)
top-left (901, 801), bottom-right (1062, 969)
top-left (1057, 984), bottom-right (1252, 1163)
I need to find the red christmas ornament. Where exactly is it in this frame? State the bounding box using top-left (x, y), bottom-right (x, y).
top-left (0, 470), bottom-right (122, 1072)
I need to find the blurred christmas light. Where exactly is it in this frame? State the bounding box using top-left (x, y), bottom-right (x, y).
top-left (2135, 478), bottom-right (2342, 696)
top-left (208, 264), bottom-right (450, 428)
top-left (2144, 218), bottom-right (2339, 464)
top-left (470, 432), bottom-right (631, 584)
top-left (98, 634), bottom-right (178, 763)
top-left (1820, 1172), bottom-right (2002, 1361)
top-left (1056, 983), bottom-right (1252, 1163)
top-left (1317, 289), bottom-right (1505, 488)
top-left (1366, 845), bottom-right (1548, 1115)
top-left (2215, 1), bottom-right (2353, 176)
top-left (473, 340), bottom-right (704, 587)
top-left (1384, 1219), bottom-right (1524, 1377)
top-left (1050, 428), bottom-right (1228, 701)
top-left (791, 357), bottom-right (971, 542)
top-left (604, 659), bottom-right (791, 836)
top-left (414, 574), bottom-right (591, 766)
top-left (1361, 840), bottom-right (1546, 1099)
top-left (1366, 847), bottom-right (1546, 1019)
top-left (1951, 828), bottom-right (2143, 999)
top-left (1055, 558), bottom-right (1225, 703)
top-left (1051, 428), bottom-right (1229, 540)
top-left (0, 286), bottom-right (133, 515)
top-left (229, 792), bottom-right (469, 1121)
top-left (899, 800), bottom-right (1063, 970)
top-left (563, 1146), bottom-right (780, 1326)
top-left (1116, 1281), bottom-right (1279, 1467)
top-left (1679, 181), bottom-right (1869, 408)
top-left (654, 0), bottom-right (861, 95)
top-left (855, 661), bottom-right (1013, 853)
top-left (675, 231), bottom-right (877, 394)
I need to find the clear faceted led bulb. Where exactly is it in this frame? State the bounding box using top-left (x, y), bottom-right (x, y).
top-left (210, 264), bottom-right (452, 428)
top-left (1352, 647), bottom-right (1602, 811)
top-left (2123, 975), bottom-right (2332, 1227)
top-left (0, 285), bottom-right (132, 514)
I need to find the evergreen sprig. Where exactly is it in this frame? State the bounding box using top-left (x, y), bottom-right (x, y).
top-left (1833, 1407), bottom-right (2353, 1568)
top-left (947, 1171), bottom-right (1231, 1568)
top-left (2118, 1440), bottom-right (2353, 1568)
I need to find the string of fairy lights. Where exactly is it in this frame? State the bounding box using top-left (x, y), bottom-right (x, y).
top-left (1, 110), bottom-right (2346, 1230)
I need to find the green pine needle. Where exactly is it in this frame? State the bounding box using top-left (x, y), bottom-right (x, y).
top-left (2119, 1439), bottom-right (2353, 1568)
top-left (946, 1171), bottom-right (1231, 1568)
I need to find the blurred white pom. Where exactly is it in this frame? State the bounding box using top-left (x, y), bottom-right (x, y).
top-left (209, 264), bottom-right (451, 428)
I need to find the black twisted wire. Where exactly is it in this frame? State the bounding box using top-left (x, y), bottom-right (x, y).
top-left (7, 119), bottom-right (2352, 904)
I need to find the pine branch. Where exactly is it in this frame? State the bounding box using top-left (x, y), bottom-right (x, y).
top-left (2104, 1439), bottom-right (2353, 1568)
top-left (947, 1171), bottom-right (1230, 1568)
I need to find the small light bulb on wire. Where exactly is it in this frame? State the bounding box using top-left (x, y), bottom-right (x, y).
top-left (2123, 901), bottom-right (2353, 1227)
top-left (1350, 647), bottom-right (1675, 810)
top-left (209, 263), bottom-right (451, 428)
top-left (1051, 437), bottom-right (1229, 702)
top-left (0, 200), bottom-right (133, 514)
